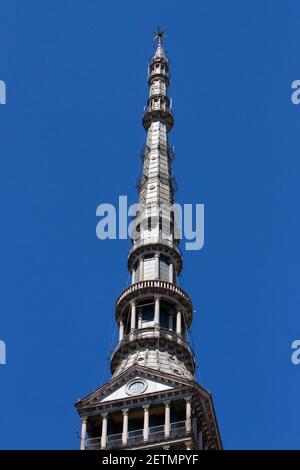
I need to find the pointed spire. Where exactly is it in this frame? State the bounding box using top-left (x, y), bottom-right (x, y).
top-left (153, 26), bottom-right (168, 61)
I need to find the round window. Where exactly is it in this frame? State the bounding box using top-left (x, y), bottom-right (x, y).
top-left (126, 380), bottom-right (147, 396)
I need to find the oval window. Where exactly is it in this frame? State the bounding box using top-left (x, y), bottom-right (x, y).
top-left (126, 380), bottom-right (147, 396)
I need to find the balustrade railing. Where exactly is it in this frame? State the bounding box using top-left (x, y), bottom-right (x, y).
top-left (117, 280), bottom-right (191, 307)
top-left (112, 327), bottom-right (194, 359)
top-left (85, 420), bottom-right (187, 450)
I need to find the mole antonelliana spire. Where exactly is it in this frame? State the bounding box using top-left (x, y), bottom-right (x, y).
top-left (75, 28), bottom-right (222, 451)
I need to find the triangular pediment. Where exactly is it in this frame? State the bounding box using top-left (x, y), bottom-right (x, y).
top-left (101, 375), bottom-right (173, 403)
top-left (76, 365), bottom-right (194, 409)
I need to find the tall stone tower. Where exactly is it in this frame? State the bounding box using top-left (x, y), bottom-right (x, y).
top-left (76, 29), bottom-right (222, 451)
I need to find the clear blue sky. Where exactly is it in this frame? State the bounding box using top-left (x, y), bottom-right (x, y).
top-left (1, 0), bottom-right (300, 450)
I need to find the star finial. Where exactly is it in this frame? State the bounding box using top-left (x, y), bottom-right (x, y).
top-left (153, 26), bottom-right (166, 45)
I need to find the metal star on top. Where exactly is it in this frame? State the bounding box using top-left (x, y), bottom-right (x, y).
top-left (153, 26), bottom-right (167, 45)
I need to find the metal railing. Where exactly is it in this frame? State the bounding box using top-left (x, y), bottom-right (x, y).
top-left (128, 236), bottom-right (181, 258)
top-left (143, 107), bottom-right (174, 118)
top-left (85, 420), bottom-right (187, 450)
top-left (112, 327), bottom-right (194, 359)
top-left (148, 70), bottom-right (170, 82)
top-left (116, 280), bottom-right (192, 309)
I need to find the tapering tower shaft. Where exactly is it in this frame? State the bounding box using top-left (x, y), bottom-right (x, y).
top-left (111, 35), bottom-right (195, 381)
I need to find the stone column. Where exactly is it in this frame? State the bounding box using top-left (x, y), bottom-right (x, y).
top-left (119, 320), bottom-right (124, 342)
top-left (155, 252), bottom-right (160, 279)
top-left (80, 416), bottom-right (87, 450)
top-left (164, 401), bottom-right (170, 437)
top-left (154, 296), bottom-right (160, 326)
top-left (176, 309), bottom-right (182, 336)
top-left (132, 268), bottom-right (136, 284)
top-left (138, 309), bottom-right (142, 329)
top-left (122, 409), bottom-right (129, 445)
top-left (140, 257), bottom-right (144, 281)
top-left (143, 405), bottom-right (150, 442)
top-left (185, 398), bottom-right (192, 433)
top-left (130, 302), bottom-right (136, 331)
top-left (101, 413), bottom-right (108, 449)
top-left (169, 262), bottom-right (174, 283)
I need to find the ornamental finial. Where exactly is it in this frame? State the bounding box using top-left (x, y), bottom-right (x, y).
top-left (153, 26), bottom-right (166, 45)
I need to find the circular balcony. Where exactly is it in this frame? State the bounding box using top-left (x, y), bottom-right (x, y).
top-left (147, 93), bottom-right (170, 107)
top-left (142, 108), bottom-right (174, 132)
top-left (110, 327), bottom-right (195, 374)
top-left (150, 54), bottom-right (169, 66)
top-left (115, 280), bottom-right (193, 326)
top-left (148, 70), bottom-right (170, 86)
top-left (128, 238), bottom-right (182, 275)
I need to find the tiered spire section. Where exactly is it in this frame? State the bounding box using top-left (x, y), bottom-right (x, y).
top-left (140, 33), bottom-right (174, 210)
top-left (136, 38), bottom-right (177, 255)
top-left (110, 32), bottom-right (195, 380)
